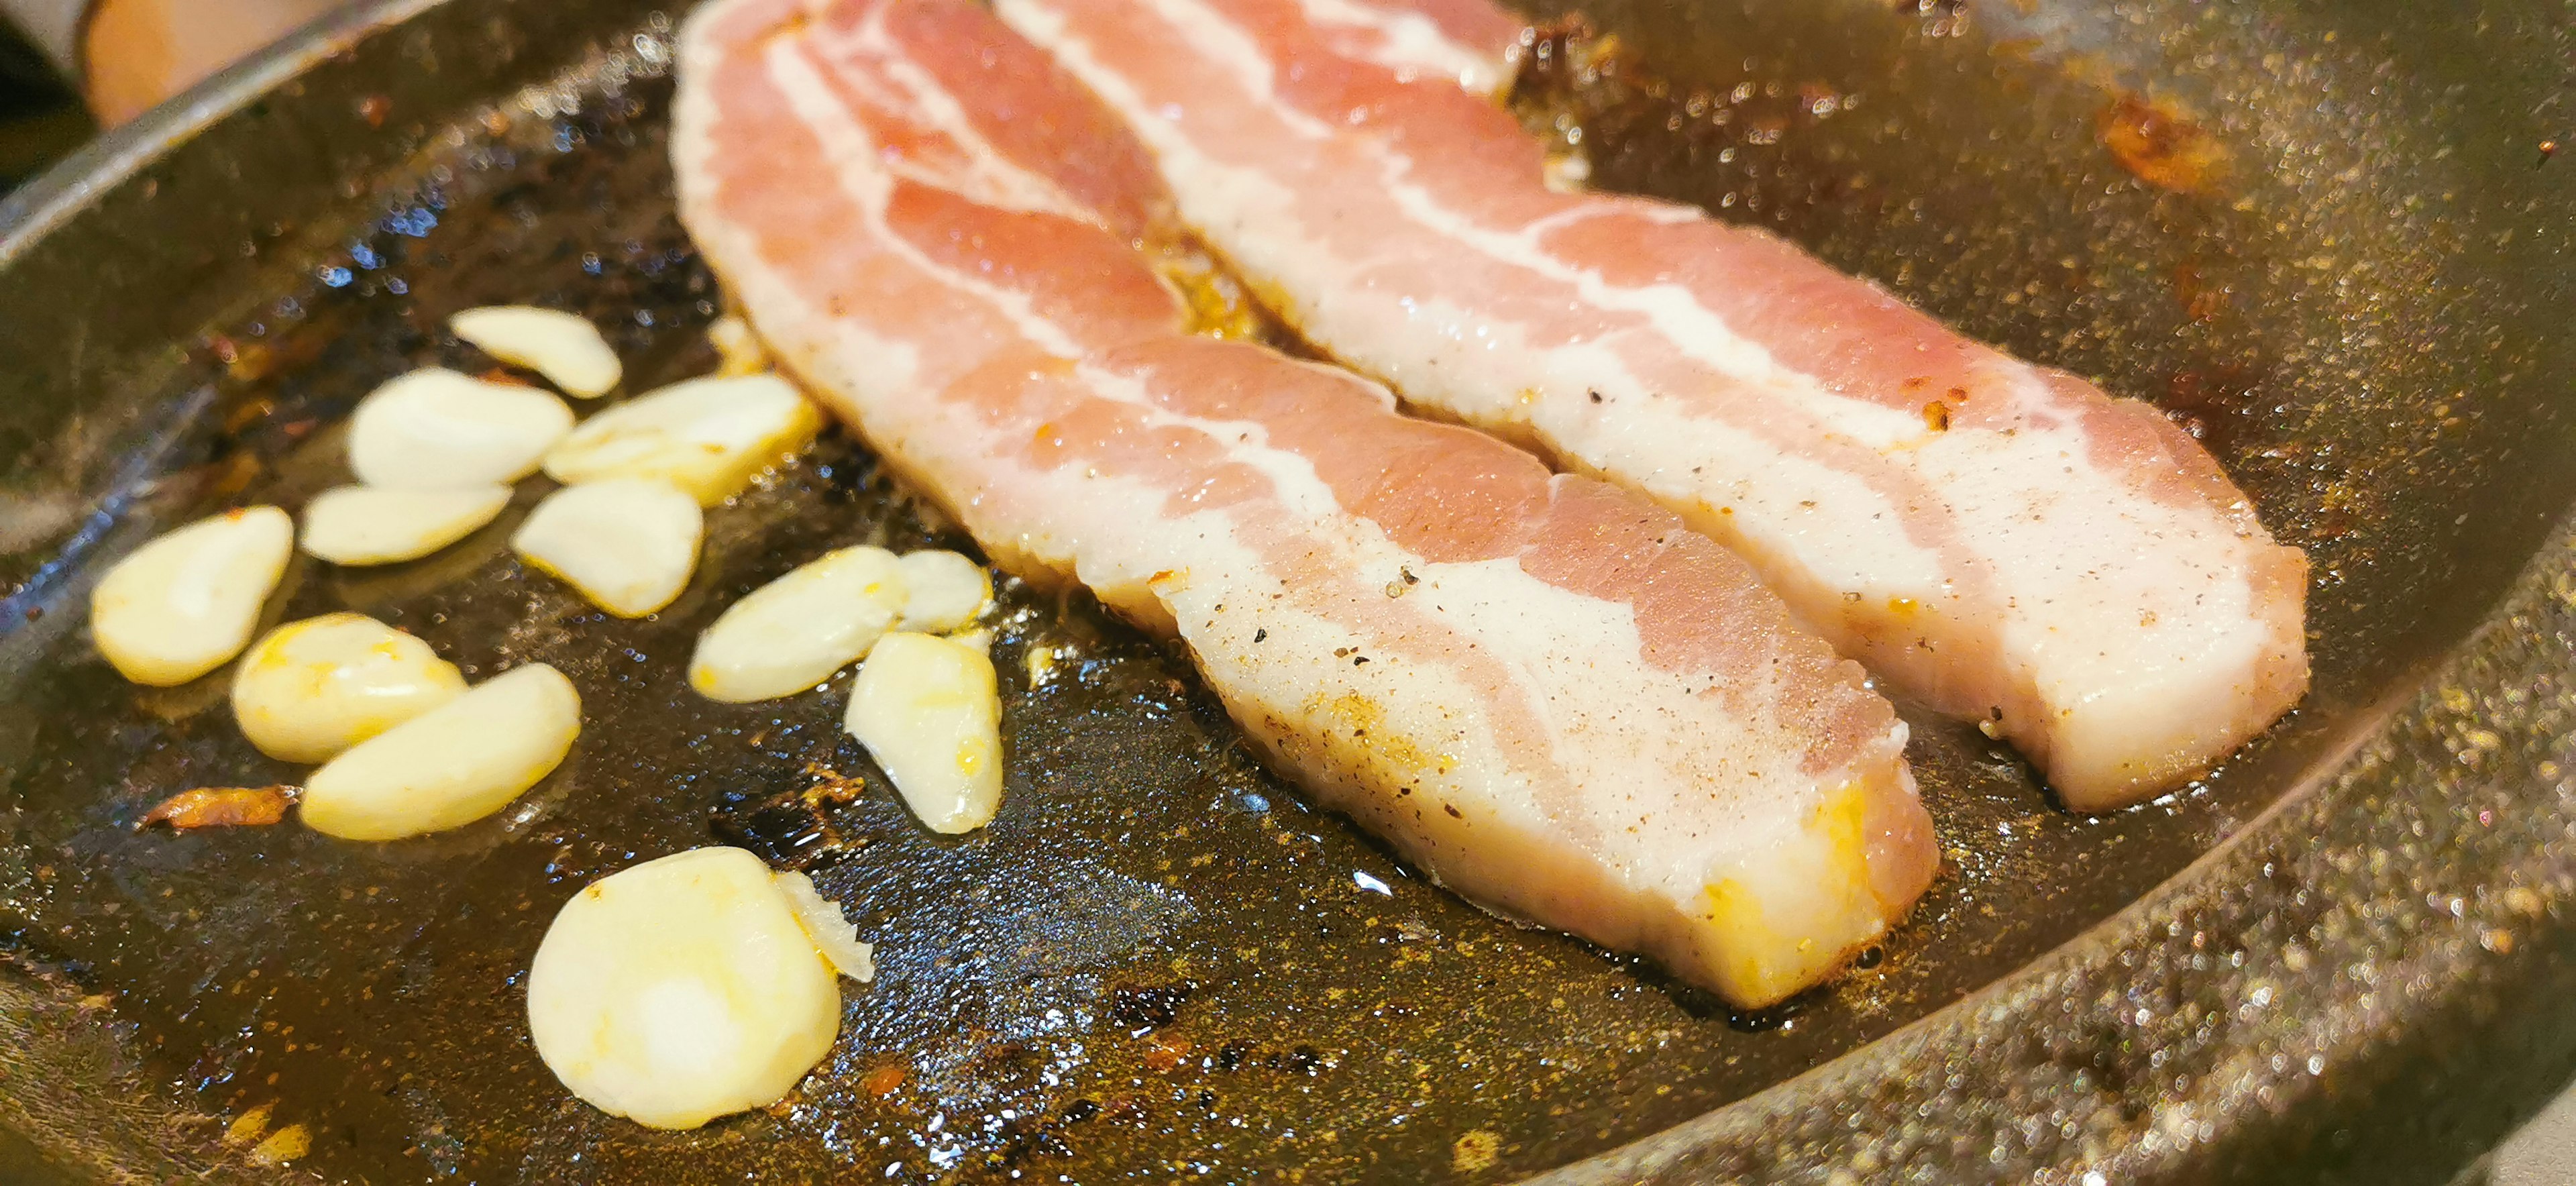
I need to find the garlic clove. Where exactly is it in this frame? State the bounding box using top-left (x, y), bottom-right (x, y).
top-left (90, 506), bottom-right (294, 686)
top-left (894, 550), bottom-right (990, 634)
top-left (348, 368), bottom-right (575, 488)
top-left (449, 306), bottom-right (623, 398)
top-left (844, 632), bottom-right (1003, 834)
top-left (511, 479), bottom-right (703, 618)
top-left (775, 871), bottom-right (875, 981)
top-left (526, 847), bottom-right (843, 1130)
top-left (688, 546), bottom-right (906, 703)
top-left (539, 374), bottom-right (822, 506)
top-left (299, 484), bottom-right (512, 566)
top-left (300, 663), bottom-right (580, 841)
top-left (231, 613), bottom-right (466, 763)
top-left (706, 315), bottom-right (770, 377)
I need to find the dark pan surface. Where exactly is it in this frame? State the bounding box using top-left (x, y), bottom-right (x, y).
top-left (0, 0), bottom-right (2568, 1182)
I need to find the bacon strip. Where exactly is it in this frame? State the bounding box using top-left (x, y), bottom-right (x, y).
top-left (673, 0), bottom-right (1936, 1006)
top-left (995, 0), bottom-right (2311, 810)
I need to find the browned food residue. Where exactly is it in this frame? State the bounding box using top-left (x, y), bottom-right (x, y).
top-left (2097, 94), bottom-right (2226, 194)
top-left (799, 761), bottom-right (869, 805)
top-left (861, 1063), bottom-right (908, 1097)
top-left (137, 786), bottom-right (297, 830)
top-left (1141, 1032), bottom-right (1194, 1073)
top-left (2172, 260), bottom-right (2230, 323)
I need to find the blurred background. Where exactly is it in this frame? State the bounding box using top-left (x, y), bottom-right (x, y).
top-left (0, 21), bottom-right (87, 195)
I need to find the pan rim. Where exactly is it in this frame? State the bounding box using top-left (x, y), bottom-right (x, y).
top-left (0, 0), bottom-right (451, 270)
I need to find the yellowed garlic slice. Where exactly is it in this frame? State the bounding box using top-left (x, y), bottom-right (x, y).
top-left (706, 315), bottom-right (769, 377)
top-left (348, 368), bottom-right (575, 488)
top-left (231, 613), bottom-right (466, 763)
top-left (775, 871), bottom-right (875, 981)
top-left (90, 506), bottom-right (294, 686)
top-left (299, 484), bottom-right (511, 566)
top-left (688, 546), bottom-right (906, 703)
top-left (844, 632), bottom-right (1002, 834)
top-left (894, 550), bottom-right (990, 634)
top-left (512, 479), bottom-right (703, 618)
top-left (300, 663), bottom-right (580, 841)
top-left (526, 847), bottom-right (842, 1130)
top-left (539, 374), bottom-right (822, 506)
top-left (449, 306), bottom-right (623, 398)
top-left (1023, 643), bottom-right (1059, 687)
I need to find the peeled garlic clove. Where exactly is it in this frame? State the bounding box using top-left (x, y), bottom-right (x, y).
top-left (449, 306), bottom-right (623, 398)
top-left (775, 871), bottom-right (875, 981)
top-left (539, 374), bottom-right (822, 506)
top-left (844, 632), bottom-right (1002, 834)
top-left (231, 613), bottom-right (466, 763)
top-left (299, 484), bottom-right (511, 566)
top-left (688, 547), bottom-right (906, 703)
top-left (706, 315), bottom-right (769, 377)
top-left (527, 847), bottom-right (842, 1130)
top-left (348, 368), bottom-right (576, 488)
top-left (90, 506), bottom-right (294, 686)
top-left (512, 479), bottom-right (703, 618)
top-left (894, 550), bottom-right (989, 634)
top-left (300, 663), bottom-right (580, 841)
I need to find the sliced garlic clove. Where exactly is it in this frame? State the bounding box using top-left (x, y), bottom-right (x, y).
top-left (299, 484), bottom-right (512, 566)
top-left (706, 315), bottom-right (769, 377)
top-left (844, 632), bottom-right (1003, 834)
top-left (90, 506), bottom-right (294, 686)
top-left (231, 613), bottom-right (466, 763)
top-left (348, 368), bottom-right (576, 488)
top-left (894, 550), bottom-right (990, 634)
top-left (539, 374), bottom-right (822, 506)
top-left (775, 870), bottom-right (875, 981)
top-left (300, 663), bottom-right (580, 841)
top-left (449, 306), bottom-right (623, 398)
top-left (1023, 643), bottom-right (1059, 686)
top-left (527, 847), bottom-right (842, 1130)
top-left (512, 479), bottom-right (703, 618)
top-left (688, 546), bottom-right (906, 703)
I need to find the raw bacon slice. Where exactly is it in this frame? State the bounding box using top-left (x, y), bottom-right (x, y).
top-left (996, 0), bottom-right (2311, 810)
top-left (673, 0), bottom-right (1936, 1006)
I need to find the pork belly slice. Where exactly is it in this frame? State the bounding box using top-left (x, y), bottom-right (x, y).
top-left (673, 0), bottom-right (1935, 1006)
top-left (995, 0), bottom-right (2312, 810)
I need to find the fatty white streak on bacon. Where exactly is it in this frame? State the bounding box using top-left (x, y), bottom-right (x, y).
top-left (996, 0), bottom-right (2312, 810)
top-left (673, 0), bottom-right (1938, 1006)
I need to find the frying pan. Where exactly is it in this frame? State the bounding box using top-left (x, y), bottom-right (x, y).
top-left (0, 0), bottom-right (2570, 1181)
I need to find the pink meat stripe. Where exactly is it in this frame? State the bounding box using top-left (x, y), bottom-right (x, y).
top-left (995, 0), bottom-right (2312, 810)
top-left (673, 0), bottom-right (1938, 1006)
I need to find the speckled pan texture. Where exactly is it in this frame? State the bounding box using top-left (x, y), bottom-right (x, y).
top-left (0, 0), bottom-right (2568, 1183)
